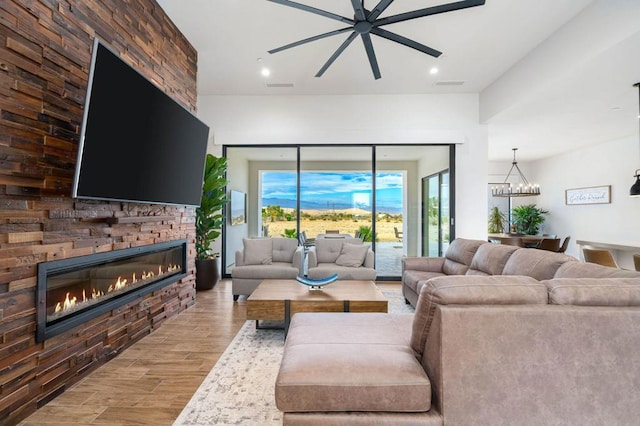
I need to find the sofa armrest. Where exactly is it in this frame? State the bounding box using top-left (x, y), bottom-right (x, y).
top-left (307, 247), bottom-right (318, 268)
top-left (411, 275), bottom-right (547, 358)
top-left (235, 249), bottom-right (245, 266)
top-left (292, 246), bottom-right (304, 275)
top-left (402, 256), bottom-right (445, 273)
top-left (363, 248), bottom-right (374, 268)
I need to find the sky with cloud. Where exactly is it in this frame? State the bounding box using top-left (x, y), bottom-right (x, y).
top-left (261, 171), bottom-right (403, 213)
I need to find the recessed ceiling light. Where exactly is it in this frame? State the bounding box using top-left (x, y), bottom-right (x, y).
top-left (429, 67), bottom-right (439, 75)
top-left (261, 67), bottom-right (271, 77)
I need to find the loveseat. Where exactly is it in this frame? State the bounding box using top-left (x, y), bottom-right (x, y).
top-left (231, 237), bottom-right (304, 300)
top-left (275, 238), bottom-right (640, 425)
top-left (307, 238), bottom-right (376, 280)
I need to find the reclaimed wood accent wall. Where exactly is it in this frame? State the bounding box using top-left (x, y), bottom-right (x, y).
top-left (0, 1), bottom-right (199, 422)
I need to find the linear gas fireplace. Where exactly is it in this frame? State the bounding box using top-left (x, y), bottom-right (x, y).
top-left (37, 239), bottom-right (187, 342)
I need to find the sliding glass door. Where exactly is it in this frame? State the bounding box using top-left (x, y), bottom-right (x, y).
top-left (223, 144), bottom-right (453, 279)
top-left (422, 169), bottom-right (450, 257)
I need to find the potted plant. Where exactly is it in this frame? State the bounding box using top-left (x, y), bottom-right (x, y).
top-left (195, 154), bottom-right (228, 290)
top-left (488, 206), bottom-right (507, 234)
top-left (511, 204), bottom-right (548, 235)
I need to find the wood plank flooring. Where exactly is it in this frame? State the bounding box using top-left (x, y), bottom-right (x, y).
top-left (19, 279), bottom-right (399, 425)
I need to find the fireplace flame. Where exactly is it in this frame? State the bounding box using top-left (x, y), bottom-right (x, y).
top-left (51, 263), bottom-right (180, 317)
top-left (54, 292), bottom-right (78, 313)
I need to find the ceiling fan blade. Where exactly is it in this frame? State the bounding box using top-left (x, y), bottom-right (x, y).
top-left (374, 0), bottom-right (485, 26)
top-left (360, 33), bottom-right (381, 79)
top-left (268, 27), bottom-right (353, 54)
top-left (367, 0), bottom-right (394, 22)
top-left (315, 31), bottom-right (358, 77)
top-left (371, 27), bottom-right (442, 58)
top-left (351, 0), bottom-right (366, 21)
top-left (267, 0), bottom-right (354, 25)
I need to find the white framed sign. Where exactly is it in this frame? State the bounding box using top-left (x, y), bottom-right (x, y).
top-left (565, 185), bottom-right (611, 205)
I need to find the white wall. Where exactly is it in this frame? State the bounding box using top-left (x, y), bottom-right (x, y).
top-left (198, 93), bottom-right (489, 243)
top-left (528, 135), bottom-right (640, 268)
top-left (223, 150), bottom-right (249, 269)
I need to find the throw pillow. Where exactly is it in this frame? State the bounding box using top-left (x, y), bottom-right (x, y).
top-left (243, 238), bottom-right (273, 265)
top-left (335, 243), bottom-right (369, 268)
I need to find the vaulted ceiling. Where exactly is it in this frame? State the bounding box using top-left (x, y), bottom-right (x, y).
top-left (157, 0), bottom-right (640, 162)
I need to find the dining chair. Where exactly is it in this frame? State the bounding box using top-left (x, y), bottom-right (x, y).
top-left (325, 230), bottom-right (340, 234)
top-left (394, 227), bottom-right (403, 242)
top-left (583, 248), bottom-right (618, 268)
top-left (499, 237), bottom-right (523, 247)
top-left (634, 254), bottom-right (640, 272)
top-left (557, 236), bottom-right (571, 253)
top-left (536, 238), bottom-right (560, 252)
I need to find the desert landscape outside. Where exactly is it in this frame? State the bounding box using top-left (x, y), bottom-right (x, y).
top-left (262, 207), bottom-right (403, 242)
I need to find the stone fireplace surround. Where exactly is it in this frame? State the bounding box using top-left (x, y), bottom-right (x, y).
top-left (0, 0), bottom-right (200, 423)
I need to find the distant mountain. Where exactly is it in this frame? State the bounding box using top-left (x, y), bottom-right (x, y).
top-left (262, 198), bottom-right (401, 214)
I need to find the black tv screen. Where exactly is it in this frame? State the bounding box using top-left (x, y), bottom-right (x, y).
top-left (72, 39), bottom-right (209, 206)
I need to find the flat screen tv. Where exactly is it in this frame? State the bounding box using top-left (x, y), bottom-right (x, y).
top-left (72, 39), bottom-right (209, 206)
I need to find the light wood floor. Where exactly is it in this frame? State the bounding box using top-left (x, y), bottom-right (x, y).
top-left (20, 279), bottom-right (399, 425)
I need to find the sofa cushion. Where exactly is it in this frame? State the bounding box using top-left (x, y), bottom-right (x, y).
top-left (242, 238), bottom-right (273, 265)
top-left (442, 238), bottom-right (486, 275)
top-left (411, 275), bottom-right (547, 357)
top-left (314, 239), bottom-right (343, 263)
top-left (273, 237), bottom-right (297, 263)
top-left (553, 261), bottom-right (640, 278)
top-left (277, 313), bottom-right (430, 413)
top-left (502, 248), bottom-right (575, 280)
top-left (466, 243), bottom-right (519, 276)
top-left (307, 264), bottom-right (376, 280)
top-left (544, 278), bottom-right (640, 306)
top-left (335, 243), bottom-right (369, 267)
top-left (231, 263), bottom-right (299, 279)
top-left (403, 270), bottom-right (445, 294)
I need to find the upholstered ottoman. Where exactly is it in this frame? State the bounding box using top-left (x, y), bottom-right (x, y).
top-left (275, 312), bottom-right (442, 425)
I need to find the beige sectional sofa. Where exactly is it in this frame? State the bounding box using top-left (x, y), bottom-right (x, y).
top-left (275, 238), bottom-right (640, 425)
top-left (231, 237), bottom-right (304, 300)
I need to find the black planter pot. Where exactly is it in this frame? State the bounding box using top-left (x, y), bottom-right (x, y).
top-left (195, 258), bottom-right (219, 291)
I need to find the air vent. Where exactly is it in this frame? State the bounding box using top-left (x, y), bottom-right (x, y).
top-left (435, 80), bottom-right (465, 86)
top-left (265, 83), bottom-right (295, 88)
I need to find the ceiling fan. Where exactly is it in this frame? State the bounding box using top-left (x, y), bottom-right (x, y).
top-left (267, 0), bottom-right (486, 79)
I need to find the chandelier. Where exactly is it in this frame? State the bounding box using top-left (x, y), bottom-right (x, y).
top-left (630, 82), bottom-right (640, 197)
top-left (492, 148), bottom-right (540, 197)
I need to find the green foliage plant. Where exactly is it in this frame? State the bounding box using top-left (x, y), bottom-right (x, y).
top-left (488, 206), bottom-right (507, 233)
top-left (195, 154), bottom-right (228, 260)
top-left (282, 228), bottom-right (297, 238)
top-left (356, 225), bottom-right (378, 242)
top-left (511, 204), bottom-right (548, 235)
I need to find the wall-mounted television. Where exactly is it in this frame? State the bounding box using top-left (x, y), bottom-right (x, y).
top-left (72, 39), bottom-right (209, 206)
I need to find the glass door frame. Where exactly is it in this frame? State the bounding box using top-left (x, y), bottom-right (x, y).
top-left (221, 144), bottom-right (456, 279)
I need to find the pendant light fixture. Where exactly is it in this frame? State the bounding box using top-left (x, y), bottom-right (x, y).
top-left (492, 148), bottom-right (540, 197)
top-left (630, 82), bottom-right (640, 197)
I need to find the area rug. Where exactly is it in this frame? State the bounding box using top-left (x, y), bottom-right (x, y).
top-left (173, 288), bottom-right (413, 425)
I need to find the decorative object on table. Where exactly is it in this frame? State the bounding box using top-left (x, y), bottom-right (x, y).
top-left (295, 273), bottom-right (339, 290)
top-left (195, 154), bottom-right (228, 290)
top-left (510, 204), bottom-right (548, 235)
top-left (630, 82), bottom-right (640, 197)
top-left (492, 148), bottom-right (540, 197)
top-left (565, 185), bottom-right (611, 205)
top-left (267, 0), bottom-right (486, 80)
top-left (488, 206), bottom-right (507, 234)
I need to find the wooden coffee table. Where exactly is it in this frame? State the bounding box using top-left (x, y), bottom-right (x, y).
top-left (247, 279), bottom-right (388, 336)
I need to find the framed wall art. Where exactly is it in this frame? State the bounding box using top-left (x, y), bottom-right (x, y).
top-left (565, 185), bottom-right (611, 205)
